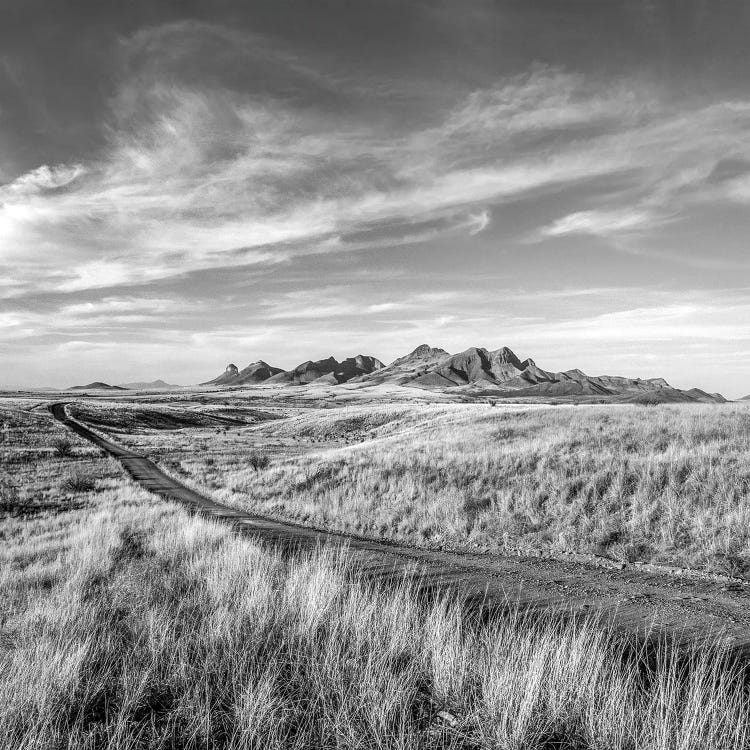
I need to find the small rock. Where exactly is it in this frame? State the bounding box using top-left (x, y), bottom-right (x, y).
top-left (435, 710), bottom-right (458, 728)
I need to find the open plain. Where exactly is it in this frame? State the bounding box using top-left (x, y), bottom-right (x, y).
top-left (3, 387), bottom-right (750, 748)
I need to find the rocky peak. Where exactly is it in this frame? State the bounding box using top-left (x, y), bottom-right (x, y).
top-left (489, 346), bottom-right (523, 367)
top-left (407, 344), bottom-right (450, 360)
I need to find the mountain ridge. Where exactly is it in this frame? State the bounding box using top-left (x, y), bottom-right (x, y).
top-left (199, 344), bottom-right (726, 403)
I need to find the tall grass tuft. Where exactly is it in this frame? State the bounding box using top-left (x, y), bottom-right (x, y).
top-left (248, 450), bottom-right (271, 472)
top-left (60, 471), bottom-right (96, 494)
top-left (52, 437), bottom-right (74, 458)
top-left (0, 478), bottom-right (19, 513)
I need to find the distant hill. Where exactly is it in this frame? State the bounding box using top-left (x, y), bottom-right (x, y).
top-left (740, 395), bottom-right (750, 401)
top-left (201, 361), bottom-right (283, 386)
top-left (204, 355), bottom-right (384, 387)
top-left (198, 344), bottom-right (726, 403)
top-left (202, 363), bottom-right (241, 386)
top-left (117, 379), bottom-right (180, 390)
top-left (68, 382), bottom-right (127, 391)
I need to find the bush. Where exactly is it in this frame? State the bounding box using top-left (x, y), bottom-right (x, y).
top-left (248, 451), bottom-right (270, 472)
top-left (0, 478), bottom-right (19, 512)
top-left (52, 437), bottom-right (74, 458)
top-left (60, 471), bottom-right (96, 494)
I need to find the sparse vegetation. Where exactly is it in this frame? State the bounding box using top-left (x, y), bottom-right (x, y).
top-left (248, 450), bottom-right (270, 472)
top-left (52, 436), bottom-right (74, 458)
top-left (0, 477), bottom-right (19, 513)
top-left (60, 470), bottom-right (96, 494)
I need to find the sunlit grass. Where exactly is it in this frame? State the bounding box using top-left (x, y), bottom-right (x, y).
top-left (120, 401), bottom-right (750, 576)
top-left (2, 492), bottom-right (749, 749)
top-left (2, 399), bottom-right (750, 748)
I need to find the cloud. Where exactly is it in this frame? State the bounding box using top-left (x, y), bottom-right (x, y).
top-left (467, 209), bottom-right (490, 235)
top-left (3, 21), bottom-right (750, 314)
top-left (0, 295), bottom-right (195, 346)
top-left (257, 287), bottom-right (464, 322)
top-left (1, 75), bottom-right (628, 297)
top-left (60, 296), bottom-right (180, 317)
top-left (1, 163), bottom-right (85, 196)
top-left (431, 66), bottom-right (656, 152)
top-left (538, 208), bottom-right (658, 238)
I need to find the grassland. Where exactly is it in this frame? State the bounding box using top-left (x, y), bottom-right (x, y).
top-left (3, 399), bottom-right (750, 749)
top-left (71, 398), bottom-right (750, 577)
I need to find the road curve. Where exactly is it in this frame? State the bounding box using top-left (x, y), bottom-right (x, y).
top-left (51, 402), bottom-right (750, 653)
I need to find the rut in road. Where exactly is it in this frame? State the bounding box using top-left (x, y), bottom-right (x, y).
top-left (50, 402), bottom-right (750, 654)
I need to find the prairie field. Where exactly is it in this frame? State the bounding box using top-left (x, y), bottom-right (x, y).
top-left (71, 397), bottom-right (750, 577)
top-left (3, 399), bottom-right (750, 749)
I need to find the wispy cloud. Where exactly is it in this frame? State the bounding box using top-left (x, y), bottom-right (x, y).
top-left (533, 101), bottom-right (750, 250)
top-left (1, 163), bottom-right (86, 195)
top-left (9, 28), bottom-right (748, 300)
top-left (537, 208), bottom-right (661, 238)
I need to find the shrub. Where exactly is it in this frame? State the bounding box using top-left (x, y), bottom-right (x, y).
top-left (0, 478), bottom-right (19, 512)
top-left (60, 471), bottom-right (96, 494)
top-left (248, 451), bottom-right (270, 472)
top-left (52, 437), bottom-right (74, 458)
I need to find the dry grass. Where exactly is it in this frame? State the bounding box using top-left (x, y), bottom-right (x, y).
top-left (0, 401), bottom-right (118, 518)
top-left (119, 400), bottom-right (750, 577)
top-left (3, 399), bottom-right (750, 748)
top-left (2, 487), bottom-right (750, 749)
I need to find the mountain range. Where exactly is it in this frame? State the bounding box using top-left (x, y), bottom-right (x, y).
top-left (202, 344), bottom-right (728, 403)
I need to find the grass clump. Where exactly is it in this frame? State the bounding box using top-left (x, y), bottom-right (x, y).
top-left (248, 450), bottom-right (270, 472)
top-left (52, 436), bottom-right (74, 458)
top-left (60, 471), bottom-right (96, 494)
top-left (0, 477), bottom-right (19, 513)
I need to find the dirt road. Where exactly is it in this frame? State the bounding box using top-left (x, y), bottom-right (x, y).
top-left (51, 402), bottom-right (750, 654)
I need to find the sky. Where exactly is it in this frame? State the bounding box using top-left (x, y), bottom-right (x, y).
top-left (1, 0), bottom-right (750, 395)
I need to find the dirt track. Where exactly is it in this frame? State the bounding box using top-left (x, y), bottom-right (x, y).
top-left (51, 402), bottom-right (750, 654)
